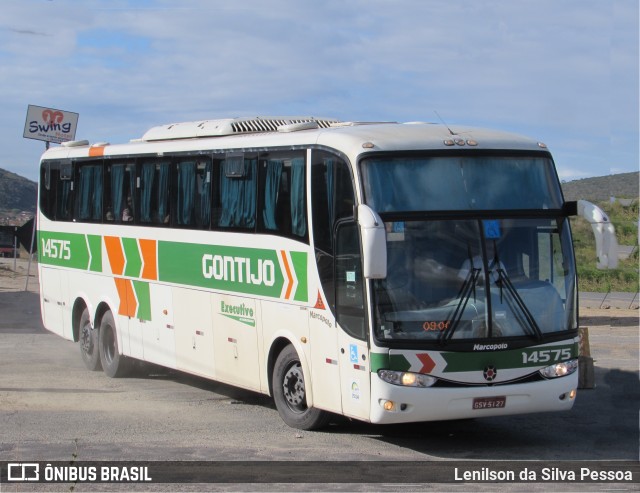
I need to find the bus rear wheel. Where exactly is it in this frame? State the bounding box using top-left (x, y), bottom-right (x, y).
top-left (272, 345), bottom-right (330, 430)
top-left (98, 311), bottom-right (132, 378)
top-left (79, 307), bottom-right (101, 371)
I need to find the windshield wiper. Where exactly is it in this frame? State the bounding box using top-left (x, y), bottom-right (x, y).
top-left (488, 241), bottom-right (543, 341)
top-left (495, 268), bottom-right (543, 341)
top-left (440, 266), bottom-right (481, 345)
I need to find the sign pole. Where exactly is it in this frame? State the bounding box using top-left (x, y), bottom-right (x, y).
top-left (13, 227), bottom-right (18, 271)
top-left (25, 215), bottom-right (37, 292)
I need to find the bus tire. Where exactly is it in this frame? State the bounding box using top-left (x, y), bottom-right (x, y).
top-left (98, 311), bottom-right (132, 378)
top-left (79, 307), bottom-right (101, 371)
top-left (272, 345), bottom-right (330, 430)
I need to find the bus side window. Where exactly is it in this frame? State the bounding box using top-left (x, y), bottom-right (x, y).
top-left (175, 160), bottom-right (196, 227)
top-left (311, 152), bottom-right (356, 314)
top-left (105, 162), bottom-right (136, 223)
top-left (259, 152), bottom-right (307, 240)
top-left (75, 162), bottom-right (103, 222)
top-left (195, 160), bottom-right (212, 229)
top-left (210, 157), bottom-right (223, 227)
top-left (217, 156), bottom-right (257, 230)
top-left (335, 220), bottom-right (366, 340)
top-left (139, 160), bottom-right (171, 226)
top-left (335, 160), bottom-right (355, 221)
top-left (39, 161), bottom-right (73, 221)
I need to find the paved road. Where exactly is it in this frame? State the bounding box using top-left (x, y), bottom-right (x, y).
top-left (580, 291), bottom-right (639, 310)
top-left (0, 264), bottom-right (638, 491)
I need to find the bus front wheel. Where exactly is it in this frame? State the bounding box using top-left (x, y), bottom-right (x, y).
top-left (98, 311), bottom-right (132, 378)
top-left (79, 307), bottom-right (101, 371)
top-left (272, 345), bottom-right (330, 430)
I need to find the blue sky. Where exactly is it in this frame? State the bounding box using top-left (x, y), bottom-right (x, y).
top-left (1, 0), bottom-right (638, 183)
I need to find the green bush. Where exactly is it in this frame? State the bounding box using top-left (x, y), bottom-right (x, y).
top-left (571, 200), bottom-right (639, 293)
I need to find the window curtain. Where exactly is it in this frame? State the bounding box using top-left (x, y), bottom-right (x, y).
top-left (140, 162), bottom-right (155, 222)
top-left (57, 180), bottom-right (72, 220)
top-left (110, 164), bottom-right (125, 222)
top-left (263, 159), bottom-right (283, 230)
top-left (77, 166), bottom-right (95, 220)
top-left (157, 162), bottom-right (170, 223)
top-left (197, 161), bottom-right (212, 227)
top-left (91, 165), bottom-right (102, 221)
top-left (127, 165), bottom-right (136, 219)
top-left (219, 158), bottom-right (257, 228)
top-left (177, 161), bottom-right (196, 225)
top-left (290, 157), bottom-right (306, 237)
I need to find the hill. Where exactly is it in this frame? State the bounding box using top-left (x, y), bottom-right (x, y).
top-left (0, 168), bottom-right (37, 225)
top-left (561, 172), bottom-right (639, 202)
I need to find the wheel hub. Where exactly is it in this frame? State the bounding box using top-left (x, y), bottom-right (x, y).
top-left (282, 363), bottom-right (306, 411)
top-left (80, 325), bottom-right (92, 353)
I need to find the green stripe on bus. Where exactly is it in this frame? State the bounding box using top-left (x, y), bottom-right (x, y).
top-left (39, 232), bottom-right (309, 302)
top-left (87, 235), bottom-right (102, 272)
top-left (369, 352), bottom-right (411, 373)
top-left (157, 241), bottom-right (308, 302)
top-left (39, 231), bottom-right (90, 270)
top-left (290, 251), bottom-right (308, 302)
top-left (440, 343), bottom-right (578, 373)
top-left (133, 280), bottom-right (151, 321)
top-left (122, 237), bottom-right (142, 278)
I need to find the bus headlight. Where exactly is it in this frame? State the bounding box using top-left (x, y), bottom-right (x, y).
top-left (378, 370), bottom-right (436, 388)
top-left (539, 358), bottom-right (579, 378)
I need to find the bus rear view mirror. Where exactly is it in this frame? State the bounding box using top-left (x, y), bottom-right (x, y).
top-left (562, 201), bottom-right (578, 216)
top-left (358, 205), bottom-right (387, 279)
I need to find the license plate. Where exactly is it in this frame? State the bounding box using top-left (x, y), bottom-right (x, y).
top-left (473, 396), bottom-right (506, 410)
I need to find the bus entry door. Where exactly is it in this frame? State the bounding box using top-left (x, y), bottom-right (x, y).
top-left (335, 221), bottom-right (370, 421)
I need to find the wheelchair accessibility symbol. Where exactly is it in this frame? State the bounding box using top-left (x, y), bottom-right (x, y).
top-left (349, 344), bottom-right (358, 363)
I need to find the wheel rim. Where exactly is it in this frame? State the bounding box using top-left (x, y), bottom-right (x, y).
top-left (80, 322), bottom-right (93, 355)
top-left (282, 362), bottom-right (307, 413)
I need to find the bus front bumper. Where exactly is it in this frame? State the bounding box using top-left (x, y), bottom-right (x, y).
top-left (369, 372), bottom-right (578, 424)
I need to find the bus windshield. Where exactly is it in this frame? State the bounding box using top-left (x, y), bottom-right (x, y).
top-left (373, 217), bottom-right (577, 344)
top-left (360, 154), bottom-right (576, 344)
top-left (360, 154), bottom-right (563, 212)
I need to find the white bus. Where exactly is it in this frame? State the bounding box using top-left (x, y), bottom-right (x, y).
top-left (38, 116), bottom-right (581, 430)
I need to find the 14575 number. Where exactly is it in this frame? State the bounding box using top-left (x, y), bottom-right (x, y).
top-left (41, 238), bottom-right (71, 260)
top-left (522, 348), bottom-right (572, 364)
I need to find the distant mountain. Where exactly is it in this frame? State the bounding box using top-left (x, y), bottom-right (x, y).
top-left (561, 172), bottom-right (639, 202)
top-left (0, 168), bottom-right (37, 217)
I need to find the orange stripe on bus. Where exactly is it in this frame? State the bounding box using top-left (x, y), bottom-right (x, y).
top-left (280, 250), bottom-right (293, 300)
top-left (104, 236), bottom-right (125, 276)
top-left (88, 146), bottom-right (105, 157)
top-left (139, 239), bottom-right (157, 280)
top-left (114, 278), bottom-right (137, 318)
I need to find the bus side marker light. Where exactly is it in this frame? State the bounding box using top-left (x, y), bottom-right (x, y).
top-left (560, 389), bottom-right (577, 400)
top-left (383, 400), bottom-right (395, 411)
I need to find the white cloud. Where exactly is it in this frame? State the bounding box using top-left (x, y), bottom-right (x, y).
top-left (1, 0), bottom-right (637, 182)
